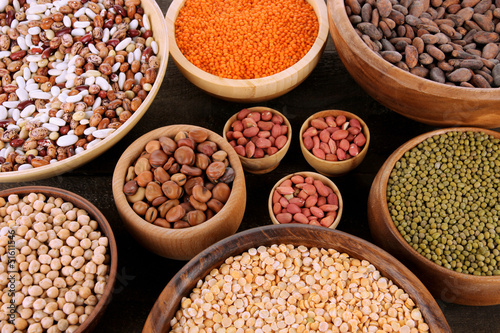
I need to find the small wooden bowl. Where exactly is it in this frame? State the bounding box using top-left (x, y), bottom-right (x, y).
top-left (327, 0), bottom-right (500, 128)
top-left (268, 171), bottom-right (343, 229)
top-left (368, 127), bottom-right (500, 305)
top-left (165, 0), bottom-right (329, 102)
top-left (143, 224), bottom-right (451, 332)
top-left (112, 125), bottom-right (246, 261)
top-left (0, 186), bottom-right (118, 332)
top-left (0, 0), bottom-right (169, 183)
top-left (300, 110), bottom-right (370, 177)
top-left (223, 107), bottom-right (292, 174)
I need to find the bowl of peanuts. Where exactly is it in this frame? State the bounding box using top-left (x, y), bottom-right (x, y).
top-left (0, 186), bottom-right (117, 332)
top-left (143, 224), bottom-right (451, 332)
top-left (300, 110), bottom-right (370, 177)
top-left (269, 171), bottom-right (343, 229)
top-left (112, 124), bottom-right (246, 260)
top-left (165, 0), bottom-right (329, 102)
top-left (0, 0), bottom-right (169, 183)
top-left (223, 107), bottom-right (292, 174)
top-left (328, 0), bottom-right (500, 128)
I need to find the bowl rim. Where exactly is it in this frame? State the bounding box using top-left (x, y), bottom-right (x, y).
top-left (0, 0), bottom-right (169, 183)
top-left (370, 126), bottom-right (500, 281)
top-left (267, 171), bottom-right (343, 229)
top-left (0, 185), bottom-right (118, 332)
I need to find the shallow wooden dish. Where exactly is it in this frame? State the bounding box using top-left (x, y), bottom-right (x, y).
top-left (112, 125), bottom-right (246, 261)
top-left (0, 0), bottom-right (169, 183)
top-left (223, 107), bottom-right (292, 174)
top-left (143, 224), bottom-right (451, 332)
top-left (0, 186), bottom-right (118, 332)
top-left (327, 0), bottom-right (500, 128)
top-left (368, 127), bottom-right (500, 305)
top-left (268, 171), bottom-right (343, 229)
top-left (165, 0), bottom-right (329, 102)
top-left (300, 110), bottom-right (370, 177)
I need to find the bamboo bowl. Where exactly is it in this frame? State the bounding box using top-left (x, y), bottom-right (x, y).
top-left (327, 0), bottom-right (500, 128)
top-left (0, 186), bottom-right (118, 332)
top-left (223, 107), bottom-right (292, 174)
top-left (165, 0), bottom-right (329, 102)
top-left (0, 0), bottom-right (169, 183)
top-left (368, 127), bottom-right (500, 305)
top-left (143, 224), bottom-right (451, 332)
top-left (112, 125), bottom-right (247, 261)
top-left (300, 110), bottom-right (370, 177)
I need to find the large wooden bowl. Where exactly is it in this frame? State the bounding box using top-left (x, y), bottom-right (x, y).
top-left (0, 0), bottom-right (168, 183)
top-left (143, 224), bottom-right (451, 332)
top-left (165, 0), bottom-right (329, 102)
top-left (0, 186), bottom-right (118, 332)
top-left (327, 0), bottom-right (500, 128)
top-left (112, 125), bottom-right (246, 260)
top-left (368, 127), bottom-right (500, 305)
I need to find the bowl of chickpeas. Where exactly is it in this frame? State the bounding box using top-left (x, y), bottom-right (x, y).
top-left (165, 0), bottom-right (329, 102)
top-left (0, 186), bottom-right (117, 332)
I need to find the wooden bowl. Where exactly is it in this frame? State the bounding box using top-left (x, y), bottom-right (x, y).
top-left (143, 224), bottom-right (451, 332)
top-left (112, 125), bottom-right (246, 261)
top-left (300, 110), bottom-right (370, 177)
top-left (268, 171), bottom-right (343, 229)
top-left (0, 0), bottom-right (169, 183)
top-left (165, 0), bottom-right (329, 102)
top-left (327, 0), bottom-right (500, 128)
top-left (0, 186), bottom-right (118, 332)
top-left (368, 127), bottom-right (500, 305)
top-left (223, 107), bottom-right (292, 174)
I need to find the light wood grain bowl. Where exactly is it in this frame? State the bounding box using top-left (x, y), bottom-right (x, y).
top-left (142, 224), bottom-right (451, 332)
top-left (0, 186), bottom-right (118, 332)
top-left (112, 125), bottom-right (247, 261)
top-left (268, 171), bottom-right (343, 229)
top-left (367, 127), bottom-right (500, 305)
top-left (0, 0), bottom-right (168, 183)
top-left (223, 107), bottom-right (292, 174)
top-left (165, 0), bottom-right (329, 102)
top-left (327, 0), bottom-right (500, 128)
top-left (300, 110), bottom-right (370, 177)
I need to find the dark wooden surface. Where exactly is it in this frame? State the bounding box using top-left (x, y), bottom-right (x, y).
top-left (2, 0), bottom-right (500, 331)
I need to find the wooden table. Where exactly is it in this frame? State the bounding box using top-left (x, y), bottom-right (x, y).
top-left (2, 0), bottom-right (499, 331)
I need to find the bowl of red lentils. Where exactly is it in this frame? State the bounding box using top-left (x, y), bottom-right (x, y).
top-left (300, 110), bottom-right (370, 177)
top-left (143, 224), bottom-right (451, 332)
top-left (0, 0), bottom-right (169, 183)
top-left (165, 0), bottom-right (329, 102)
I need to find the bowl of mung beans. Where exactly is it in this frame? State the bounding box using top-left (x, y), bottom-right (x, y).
top-left (165, 0), bottom-right (329, 102)
top-left (0, 186), bottom-right (117, 332)
top-left (143, 224), bottom-right (451, 332)
top-left (327, 0), bottom-right (500, 128)
top-left (368, 127), bottom-right (500, 305)
top-left (112, 124), bottom-right (246, 261)
top-left (0, 0), bottom-right (169, 183)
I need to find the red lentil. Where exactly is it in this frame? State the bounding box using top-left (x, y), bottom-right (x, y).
top-left (175, 0), bottom-right (319, 79)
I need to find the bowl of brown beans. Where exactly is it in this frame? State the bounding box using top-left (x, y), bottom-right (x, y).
top-left (165, 0), bottom-right (329, 102)
top-left (0, 186), bottom-right (117, 332)
top-left (269, 171), bottom-right (343, 229)
top-left (300, 110), bottom-right (370, 177)
top-left (0, 0), bottom-right (169, 183)
top-left (112, 124), bottom-right (246, 260)
top-left (143, 224), bottom-right (451, 332)
top-left (223, 107), bottom-right (292, 174)
top-left (328, 0), bottom-right (500, 128)
top-left (368, 127), bottom-right (500, 305)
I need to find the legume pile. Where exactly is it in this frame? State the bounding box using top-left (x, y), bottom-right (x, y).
top-left (170, 244), bottom-right (429, 332)
top-left (175, 0), bottom-right (319, 79)
top-left (387, 130), bottom-right (500, 276)
top-left (0, 0), bottom-right (159, 172)
top-left (0, 192), bottom-right (111, 332)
